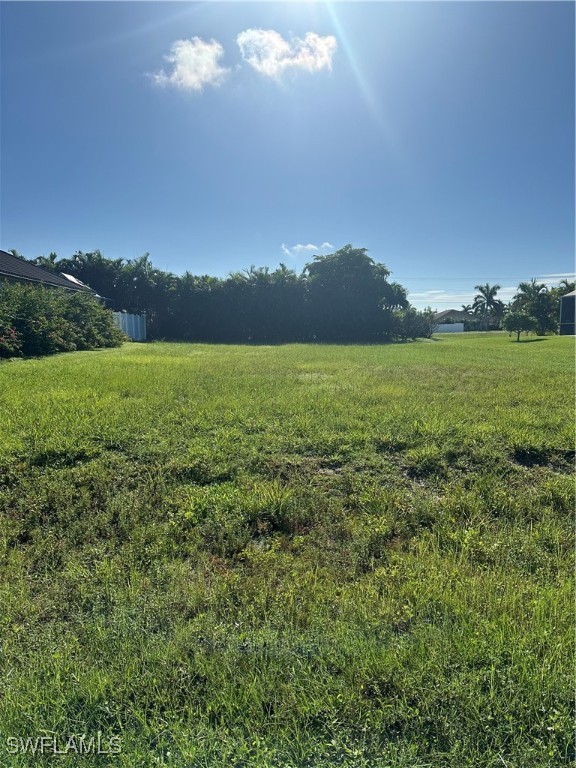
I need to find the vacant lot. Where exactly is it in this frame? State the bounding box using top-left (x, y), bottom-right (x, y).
top-left (0, 334), bottom-right (573, 767)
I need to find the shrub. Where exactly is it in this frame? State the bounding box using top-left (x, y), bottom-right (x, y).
top-left (0, 281), bottom-right (125, 358)
top-left (0, 307), bottom-right (21, 356)
top-left (392, 307), bottom-right (436, 340)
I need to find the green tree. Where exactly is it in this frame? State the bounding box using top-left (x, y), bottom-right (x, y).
top-left (54, 250), bottom-right (126, 304)
top-left (303, 244), bottom-right (407, 341)
top-left (32, 252), bottom-right (59, 271)
top-left (472, 284), bottom-right (504, 330)
top-left (512, 279), bottom-right (556, 335)
top-left (502, 311), bottom-right (538, 342)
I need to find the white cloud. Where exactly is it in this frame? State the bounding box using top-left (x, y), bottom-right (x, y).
top-left (151, 38), bottom-right (229, 91)
top-left (237, 29), bottom-right (337, 78)
top-left (408, 286), bottom-right (518, 309)
top-left (408, 275), bottom-right (576, 310)
top-left (534, 272), bottom-right (576, 281)
top-left (281, 242), bottom-right (334, 258)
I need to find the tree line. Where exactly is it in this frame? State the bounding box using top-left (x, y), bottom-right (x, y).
top-left (25, 245), bottom-right (428, 343)
top-left (7, 246), bottom-right (572, 345)
top-left (461, 280), bottom-right (574, 339)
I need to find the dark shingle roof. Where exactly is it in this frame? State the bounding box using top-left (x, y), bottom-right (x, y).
top-left (434, 309), bottom-right (472, 322)
top-left (0, 250), bottom-right (91, 292)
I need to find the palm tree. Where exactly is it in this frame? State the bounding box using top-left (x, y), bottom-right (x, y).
top-left (513, 279), bottom-right (555, 335)
top-left (513, 279), bottom-right (548, 309)
top-left (461, 304), bottom-right (474, 314)
top-left (32, 252), bottom-right (59, 272)
top-left (472, 283), bottom-right (504, 330)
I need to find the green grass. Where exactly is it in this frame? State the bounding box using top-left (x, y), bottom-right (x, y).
top-left (0, 333), bottom-right (573, 766)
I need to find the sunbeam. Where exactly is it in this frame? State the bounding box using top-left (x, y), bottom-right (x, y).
top-left (322, 0), bottom-right (408, 174)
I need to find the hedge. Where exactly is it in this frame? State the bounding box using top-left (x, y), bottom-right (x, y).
top-left (0, 282), bottom-right (125, 358)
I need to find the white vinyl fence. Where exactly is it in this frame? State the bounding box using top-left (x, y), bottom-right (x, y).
top-left (112, 312), bottom-right (146, 341)
top-left (434, 323), bottom-right (464, 334)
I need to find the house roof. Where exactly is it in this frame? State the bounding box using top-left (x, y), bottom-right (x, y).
top-left (434, 309), bottom-right (472, 322)
top-left (0, 250), bottom-right (91, 292)
top-left (560, 290), bottom-right (576, 298)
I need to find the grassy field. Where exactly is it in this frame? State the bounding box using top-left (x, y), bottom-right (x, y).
top-left (0, 333), bottom-right (573, 767)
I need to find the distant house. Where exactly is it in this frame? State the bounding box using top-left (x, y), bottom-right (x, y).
top-left (433, 309), bottom-right (471, 334)
top-left (0, 249), bottom-right (98, 295)
top-left (559, 290), bottom-right (576, 335)
top-left (433, 309), bottom-right (472, 324)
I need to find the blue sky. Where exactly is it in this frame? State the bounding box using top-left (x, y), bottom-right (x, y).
top-left (1, 1), bottom-right (574, 309)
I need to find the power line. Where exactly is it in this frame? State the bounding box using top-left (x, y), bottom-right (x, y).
top-left (394, 275), bottom-right (575, 281)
